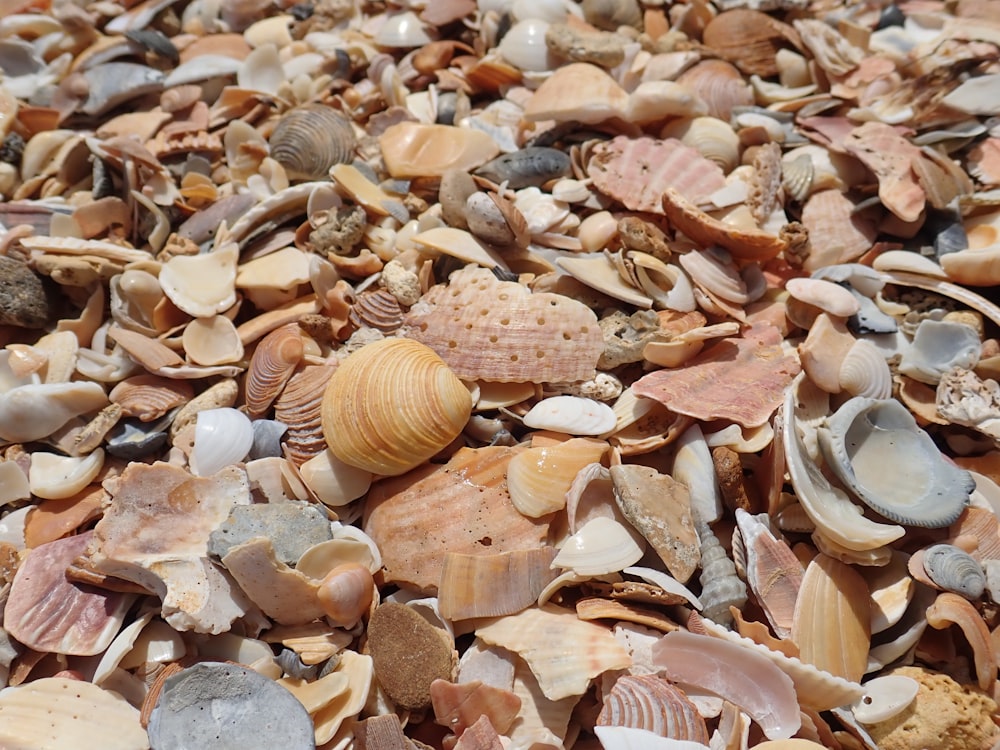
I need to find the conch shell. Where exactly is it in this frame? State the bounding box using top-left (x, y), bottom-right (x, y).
top-left (321, 338), bottom-right (472, 476)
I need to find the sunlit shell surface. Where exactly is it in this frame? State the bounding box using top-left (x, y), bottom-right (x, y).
top-left (597, 675), bottom-right (710, 743)
top-left (321, 338), bottom-right (472, 476)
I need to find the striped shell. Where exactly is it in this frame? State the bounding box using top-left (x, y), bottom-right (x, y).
top-left (273, 364), bottom-right (335, 465)
top-left (245, 323), bottom-right (304, 418)
top-left (269, 104), bottom-right (357, 181)
top-left (597, 675), bottom-right (709, 743)
top-left (109, 375), bottom-right (193, 422)
top-left (349, 288), bottom-right (404, 333)
top-left (321, 338), bottom-right (472, 476)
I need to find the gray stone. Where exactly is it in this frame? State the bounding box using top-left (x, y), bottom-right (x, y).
top-left (208, 500), bottom-right (332, 565)
top-left (147, 662), bottom-right (315, 750)
top-left (0, 256), bottom-right (49, 328)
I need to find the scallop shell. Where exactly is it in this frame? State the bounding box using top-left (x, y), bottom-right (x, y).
top-left (817, 396), bottom-right (975, 528)
top-left (245, 323), bottom-right (304, 418)
top-left (190, 407), bottom-right (254, 476)
top-left (349, 288), bottom-right (404, 333)
top-left (507, 437), bottom-right (608, 517)
top-left (321, 338), bottom-right (472, 476)
top-left (702, 11), bottom-right (801, 77)
top-left (921, 543), bottom-right (986, 600)
top-left (597, 675), bottom-right (709, 743)
top-left (269, 104), bottom-right (356, 181)
top-left (675, 60), bottom-right (754, 121)
top-left (800, 190), bottom-right (877, 272)
top-left (274, 364), bottom-right (336, 466)
top-left (109, 374), bottom-right (193, 422)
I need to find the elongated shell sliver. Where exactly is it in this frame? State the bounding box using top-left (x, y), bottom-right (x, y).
top-left (650, 630), bottom-right (800, 740)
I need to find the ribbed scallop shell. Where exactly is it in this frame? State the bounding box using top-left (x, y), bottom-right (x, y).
top-left (349, 288), bottom-right (404, 333)
top-left (597, 675), bottom-right (709, 743)
top-left (321, 338), bottom-right (472, 476)
top-left (245, 323), bottom-right (304, 418)
top-left (269, 104), bottom-right (357, 180)
top-left (660, 116), bottom-right (741, 175)
top-left (782, 152), bottom-right (815, 203)
top-left (701, 10), bottom-right (801, 78)
top-left (109, 375), bottom-right (193, 422)
top-left (273, 364), bottom-right (335, 466)
top-left (675, 59), bottom-right (754, 120)
top-left (838, 339), bottom-right (891, 399)
top-left (817, 397), bottom-right (975, 528)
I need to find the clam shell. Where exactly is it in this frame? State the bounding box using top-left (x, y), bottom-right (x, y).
top-left (158, 242), bottom-right (238, 318)
top-left (898, 319), bottom-right (981, 385)
top-left (269, 104), bottom-right (356, 181)
top-left (551, 516), bottom-right (644, 576)
top-left (182, 314), bottom-right (245, 366)
top-left (851, 675), bottom-right (919, 725)
top-left (274, 365), bottom-right (337, 466)
top-left (661, 117), bottom-right (741, 175)
top-left (522, 396), bottom-right (616, 435)
top-left (921, 543), bottom-right (986, 600)
top-left (507, 437), bottom-right (608, 517)
top-left (817, 396), bottom-right (975, 528)
top-left (597, 675), bottom-right (709, 743)
top-left (321, 338), bottom-right (472, 476)
top-left (702, 10), bottom-right (801, 78)
top-left (109, 374), bottom-right (193, 421)
top-left (523, 62), bottom-right (629, 124)
top-left (838, 339), bottom-right (892, 399)
top-left (245, 323), bottom-right (304, 418)
top-left (190, 407), bottom-right (254, 476)
top-left (438, 548), bottom-right (559, 620)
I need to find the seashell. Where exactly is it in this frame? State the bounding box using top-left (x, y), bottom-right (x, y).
top-left (925, 592), bottom-right (997, 691)
top-left (0, 381), bottom-right (110, 443)
top-left (898, 319), bottom-right (981, 385)
top-left (170, 378), bottom-right (239, 441)
top-left (817, 396), bottom-right (975, 528)
top-left (626, 81), bottom-right (707, 125)
top-left (675, 60), bottom-right (754, 121)
top-left (182, 315), bottom-right (245, 366)
top-left (785, 277), bottom-right (860, 318)
top-left (190, 407), bottom-right (254, 477)
top-left (438, 548), bottom-right (559, 621)
top-left (921, 543), bottom-right (986, 600)
top-left (628, 253), bottom-right (696, 313)
top-left (245, 323), bottom-right (304, 418)
top-left (475, 147), bottom-right (572, 190)
top-left (274, 365), bottom-right (335, 466)
top-left (552, 516), bottom-right (644, 576)
top-left (322, 338), bottom-right (472, 476)
top-left (581, 0), bottom-right (641, 30)
top-left (350, 288), bottom-right (404, 333)
top-left (800, 190), bottom-right (877, 272)
top-left (590, 136), bottom-right (726, 213)
top-left (661, 117), bottom-right (741, 175)
top-left (695, 521), bottom-right (746, 626)
top-left (106, 419), bottom-right (169, 460)
top-left (381, 122), bottom-right (500, 179)
top-left (735, 509), bottom-right (802, 639)
top-left (79, 62), bottom-right (165, 117)
top-left (249, 419), bottom-right (287, 460)
top-left (597, 675), bottom-right (709, 743)
top-left (851, 675), bottom-right (919, 725)
top-left (661, 188), bottom-right (787, 261)
top-left (466, 192), bottom-right (517, 247)
top-left (838, 339), bottom-right (892, 399)
top-left (269, 104), bottom-right (356, 181)
top-left (475, 603), bottom-right (631, 701)
top-left (558, 254), bottom-right (653, 308)
top-left (702, 10), bottom-right (801, 77)
top-left (678, 247), bottom-right (750, 304)
top-left (877, 270), bottom-right (1000, 331)
top-left (873, 250), bottom-right (948, 279)
top-left (507, 437), bottom-right (607, 518)
top-left (316, 562), bottom-right (375, 627)
top-left (109, 374), bottom-right (193, 422)
top-left (523, 62), bottom-right (629, 124)
top-left (791, 553), bottom-right (870, 683)
top-left (374, 11), bottom-right (435, 48)
top-left (522, 396), bottom-right (616, 435)
top-left (651, 629), bottom-right (800, 740)
top-left (868, 551), bottom-right (914, 634)
top-left (498, 19), bottom-right (556, 72)
top-left (28, 449), bottom-right (105, 501)
top-left (158, 243), bottom-right (239, 318)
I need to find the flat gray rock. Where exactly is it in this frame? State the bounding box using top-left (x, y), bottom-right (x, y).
top-left (208, 500), bottom-right (332, 565)
top-left (146, 662), bottom-right (315, 750)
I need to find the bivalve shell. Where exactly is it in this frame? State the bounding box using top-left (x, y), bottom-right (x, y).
top-left (190, 407), bottom-right (254, 476)
top-left (269, 104), bottom-right (357, 181)
top-left (321, 338), bottom-right (472, 476)
top-left (817, 397), bottom-right (975, 528)
top-left (921, 543), bottom-right (986, 600)
top-left (245, 323), bottom-right (304, 418)
top-left (597, 675), bottom-right (709, 743)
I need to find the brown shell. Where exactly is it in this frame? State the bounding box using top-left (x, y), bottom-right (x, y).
top-left (273, 364), bottom-right (335, 465)
top-left (269, 104), bottom-right (357, 181)
top-left (321, 338), bottom-right (472, 476)
top-left (245, 322), bottom-right (304, 418)
top-left (349, 288), bottom-right (404, 333)
top-left (701, 9), bottom-right (802, 78)
top-left (597, 675), bottom-right (710, 743)
top-left (675, 60), bottom-right (754, 121)
top-left (109, 374), bottom-right (193, 422)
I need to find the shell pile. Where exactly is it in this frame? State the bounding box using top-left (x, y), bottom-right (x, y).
top-left (2, 0), bottom-right (1000, 748)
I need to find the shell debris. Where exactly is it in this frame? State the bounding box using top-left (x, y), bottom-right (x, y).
top-left (2, 0), bottom-right (1000, 747)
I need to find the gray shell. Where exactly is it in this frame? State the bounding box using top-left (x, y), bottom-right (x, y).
top-left (817, 396), bottom-right (973, 528)
top-left (269, 104), bottom-right (357, 180)
top-left (923, 543), bottom-right (986, 600)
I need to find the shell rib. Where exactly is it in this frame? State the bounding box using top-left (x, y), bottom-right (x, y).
top-left (269, 104), bottom-right (357, 180)
top-left (597, 675), bottom-right (710, 743)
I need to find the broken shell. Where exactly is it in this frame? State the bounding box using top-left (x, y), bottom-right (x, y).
top-left (661, 116), bottom-right (741, 175)
top-left (158, 243), bottom-right (239, 318)
top-left (245, 323), bottom-right (304, 418)
top-left (851, 675), bottom-right (919, 724)
top-left (380, 123), bottom-right (500, 179)
top-left (522, 396), bottom-right (616, 435)
top-left (109, 374), bottom-right (193, 421)
top-left (898, 319), bottom-right (982, 385)
top-left (182, 315), bottom-right (245, 366)
top-left (269, 104), bottom-right (357, 181)
top-left (551, 516), bottom-right (644, 576)
top-left (838, 339), bottom-right (892, 400)
top-left (597, 675), bottom-right (710, 743)
top-left (321, 338), bottom-right (472, 476)
top-left (817, 397), bottom-right (975, 528)
top-left (921, 543), bottom-right (986, 600)
top-left (316, 562), bottom-right (375, 627)
top-left (507, 437), bottom-right (607, 517)
top-left (190, 407), bottom-right (254, 476)
top-left (675, 59), bottom-right (754, 121)
top-left (28, 449), bottom-right (105, 500)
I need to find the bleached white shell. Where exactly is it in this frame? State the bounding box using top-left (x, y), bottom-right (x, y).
top-left (872, 250), bottom-right (948, 279)
top-left (190, 407), bottom-right (254, 476)
top-left (498, 19), bottom-right (556, 72)
top-left (299, 449), bottom-right (373, 507)
top-left (522, 396), bottom-right (617, 435)
top-left (28, 449), bottom-right (105, 500)
top-left (624, 566), bottom-right (702, 609)
top-left (159, 243), bottom-right (239, 318)
top-left (552, 516), bottom-right (644, 575)
top-left (0, 381), bottom-right (109, 443)
top-left (851, 675), bottom-right (919, 724)
top-left (374, 11), bottom-right (434, 48)
top-left (898, 319), bottom-right (981, 385)
top-left (595, 726), bottom-right (711, 750)
top-left (838, 339), bottom-right (892, 399)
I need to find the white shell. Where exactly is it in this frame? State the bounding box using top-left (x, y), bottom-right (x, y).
top-left (872, 250), bottom-right (948, 278)
top-left (28, 449), bottom-right (105, 500)
top-left (898, 319), bottom-right (981, 385)
top-left (624, 566), bottom-right (702, 609)
top-left (374, 11), bottom-right (434, 48)
top-left (190, 407), bottom-right (254, 476)
top-left (595, 726), bottom-right (711, 750)
top-left (838, 338), bottom-right (892, 399)
top-left (522, 396), bottom-right (617, 435)
top-left (552, 516), bottom-right (644, 576)
top-left (299, 449), bottom-right (373, 507)
top-left (0, 381), bottom-right (110, 443)
top-left (498, 19), bottom-right (556, 72)
top-left (785, 277), bottom-right (860, 317)
top-left (851, 675), bottom-right (919, 724)
top-left (159, 243), bottom-right (239, 318)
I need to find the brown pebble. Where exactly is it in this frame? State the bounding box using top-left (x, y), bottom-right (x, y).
top-left (367, 602), bottom-right (456, 711)
top-left (712, 445), bottom-right (753, 512)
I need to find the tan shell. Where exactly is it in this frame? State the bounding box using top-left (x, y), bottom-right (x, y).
top-left (273, 364), bottom-right (335, 465)
top-left (675, 60), bottom-right (754, 121)
top-left (245, 323), bottom-right (304, 418)
top-left (507, 438), bottom-right (608, 518)
top-left (321, 338), bottom-right (472, 476)
top-left (349, 288), bottom-right (404, 333)
top-left (316, 562), bottom-right (375, 627)
top-left (702, 9), bottom-right (802, 78)
top-left (438, 548), bottom-right (559, 621)
top-left (269, 104), bottom-right (357, 181)
top-left (108, 374), bottom-right (193, 422)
